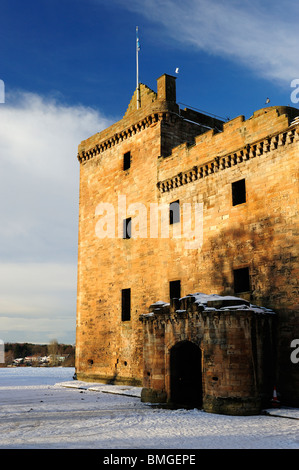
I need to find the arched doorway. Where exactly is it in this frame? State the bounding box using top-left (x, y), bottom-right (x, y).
top-left (170, 341), bottom-right (202, 408)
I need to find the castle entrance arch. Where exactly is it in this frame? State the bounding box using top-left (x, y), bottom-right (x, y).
top-left (170, 341), bottom-right (202, 408)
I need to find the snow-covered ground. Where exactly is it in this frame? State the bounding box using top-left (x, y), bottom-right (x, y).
top-left (0, 367), bottom-right (298, 449)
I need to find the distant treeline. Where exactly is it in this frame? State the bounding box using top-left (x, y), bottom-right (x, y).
top-left (3, 341), bottom-right (75, 367)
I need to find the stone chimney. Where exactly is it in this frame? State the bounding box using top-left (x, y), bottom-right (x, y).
top-left (157, 74), bottom-right (177, 103)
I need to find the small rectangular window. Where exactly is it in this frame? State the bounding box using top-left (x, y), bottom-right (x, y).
top-left (232, 179), bottom-right (246, 206)
top-left (121, 288), bottom-right (131, 321)
top-left (169, 200), bottom-right (180, 224)
top-left (123, 151), bottom-right (131, 171)
top-left (233, 267), bottom-right (250, 293)
top-left (123, 217), bottom-right (132, 239)
top-left (170, 280), bottom-right (181, 300)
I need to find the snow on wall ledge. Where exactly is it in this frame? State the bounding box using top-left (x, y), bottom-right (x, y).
top-left (140, 292), bottom-right (275, 319)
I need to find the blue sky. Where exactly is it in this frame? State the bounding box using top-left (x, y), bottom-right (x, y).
top-left (0, 0), bottom-right (298, 345)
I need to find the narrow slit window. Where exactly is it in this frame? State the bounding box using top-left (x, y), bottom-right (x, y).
top-left (121, 288), bottom-right (131, 321)
top-left (233, 267), bottom-right (250, 293)
top-left (123, 217), bottom-right (132, 239)
top-left (232, 179), bottom-right (246, 206)
top-left (170, 280), bottom-right (181, 300)
top-left (123, 151), bottom-right (131, 171)
top-left (169, 200), bottom-right (180, 224)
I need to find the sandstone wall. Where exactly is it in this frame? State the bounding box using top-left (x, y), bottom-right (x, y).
top-left (140, 295), bottom-right (276, 415)
top-left (75, 74), bottom-right (298, 404)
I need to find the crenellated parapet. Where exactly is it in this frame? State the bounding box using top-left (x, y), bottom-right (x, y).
top-left (157, 116), bottom-right (299, 193)
top-left (77, 110), bottom-right (176, 163)
top-left (77, 74), bottom-right (226, 164)
top-left (140, 292), bottom-right (274, 325)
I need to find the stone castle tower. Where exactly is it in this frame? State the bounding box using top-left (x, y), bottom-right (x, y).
top-left (75, 74), bottom-right (299, 413)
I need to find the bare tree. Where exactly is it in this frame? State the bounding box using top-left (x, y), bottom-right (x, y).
top-left (48, 339), bottom-right (59, 366)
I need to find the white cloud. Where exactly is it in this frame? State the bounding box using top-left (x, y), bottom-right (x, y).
top-left (0, 91), bottom-right (113, 343)
top-left (0, 262), bottom-right (77, 343)
top-left (117, 0), bottom-right (299, 83)
top-left (0, 90), bottom-right (113, 263)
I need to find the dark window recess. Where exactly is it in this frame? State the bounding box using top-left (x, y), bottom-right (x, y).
top-left (170, 280), bottom-right (181, 300)
top-left (123, 217), bottom-right (132, 239)
top-left (123, 151), bottom-right (131, 171)
top-left (232, 179), bottom-right (246, 206)
top-left (121, 288), bottom-right (131, 321)
top-left (233, 267), bottom-right (250, 293)
top-left (169, 200), bottom-right (180, 224)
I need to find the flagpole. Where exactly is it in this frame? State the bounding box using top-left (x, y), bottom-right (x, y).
top-left (136, 26), bottom-right (140, 109)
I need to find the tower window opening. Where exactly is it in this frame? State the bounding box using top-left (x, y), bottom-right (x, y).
top-left (123, 151), bottom-right (131, 171)
top-left (121, 288), bottom-right (131, 321)
top-left (123, 217), bottom-right (132, 239)
top-left (233, 267), bottom-right (250, 293)
top-left (170, 280), bottom-right (181, 300)
top-left (170, 200), bottom-right (180, 224)
top-left (232, 179), bottom-right (246, 206)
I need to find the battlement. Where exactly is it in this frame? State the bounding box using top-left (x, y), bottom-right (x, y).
top-left (77, 74), bottom-right (224, 163)
top-left (157, 107), bottom-right (299, 192)
top-left (123, 83), bottom-right (157, 117)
